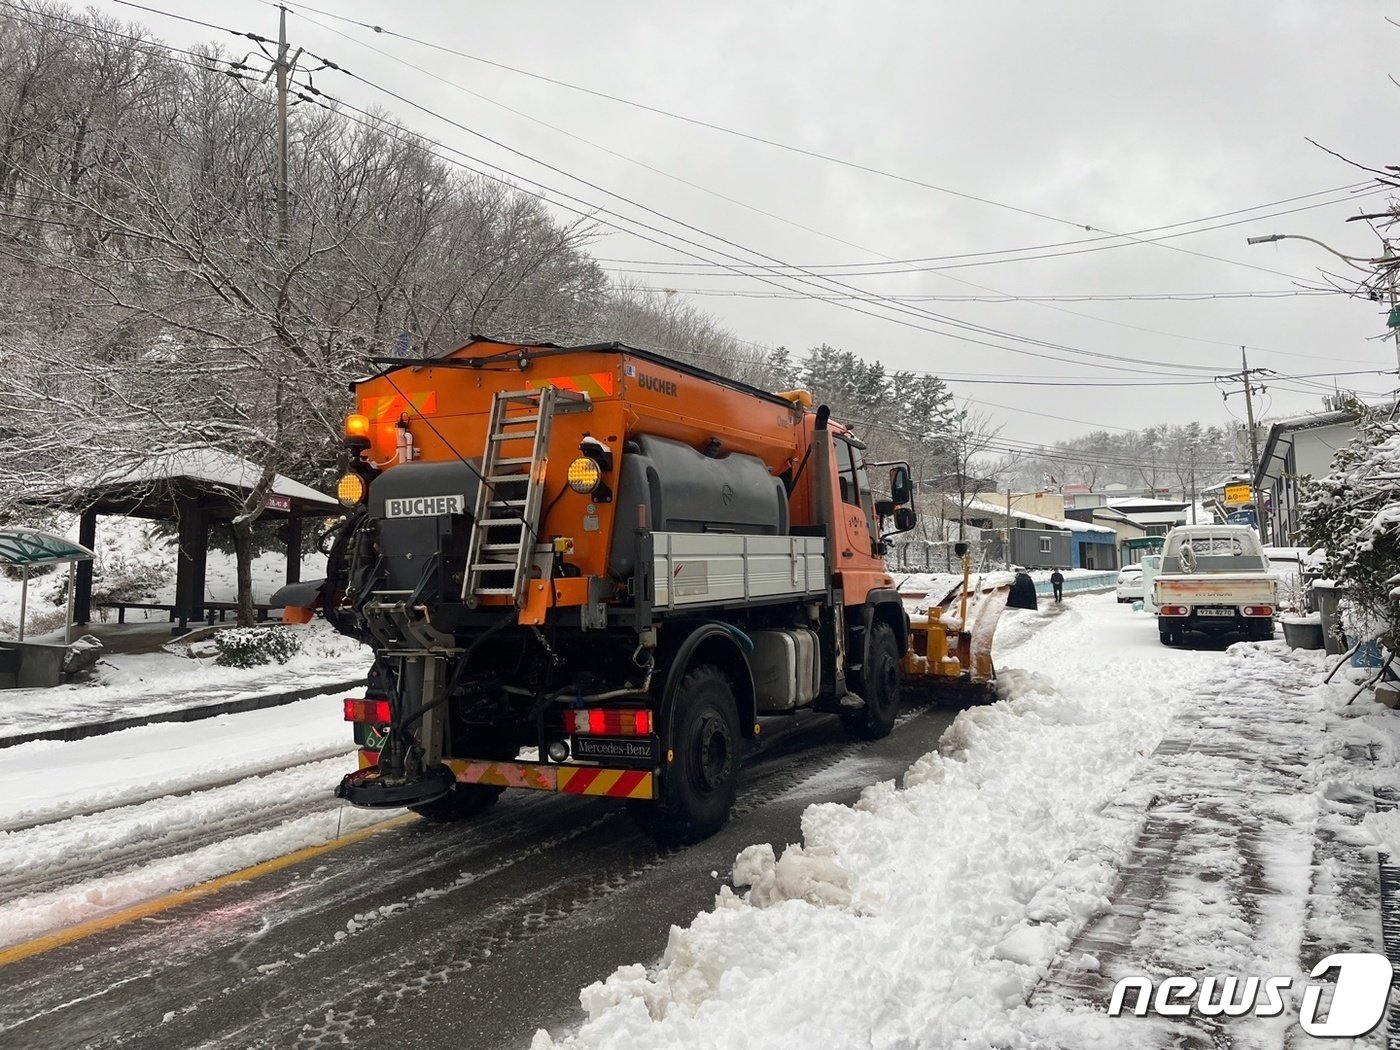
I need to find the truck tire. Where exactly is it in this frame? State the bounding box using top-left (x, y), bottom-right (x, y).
top-left (409, 783), bottom-right (504, 823)
top-left (639, 664), bottom-right (740, 845)
top-left (841, 622), bottom-right (902, 741)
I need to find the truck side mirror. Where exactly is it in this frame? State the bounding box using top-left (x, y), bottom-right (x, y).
top-left (875, 498), bottom-right (894, 518)
top-left (889, 465), bottom-right (912, 505)
top-left (894, 507), bottom-right (916, 532)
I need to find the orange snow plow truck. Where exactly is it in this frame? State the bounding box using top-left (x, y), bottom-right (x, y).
top-left (314, 339), bottom-right (985, 843)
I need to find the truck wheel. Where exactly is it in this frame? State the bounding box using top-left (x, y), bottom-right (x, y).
top-left (640, 664), bottom-right (740, 845)
top-left (1159, 631), bottom-right (1173, 646)
top-left (409, 783), bottom-right (504, 823)
top-left (841, 622), bottom-right (902, 741)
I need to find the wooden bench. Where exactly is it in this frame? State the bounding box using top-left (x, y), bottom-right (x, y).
top-left (93, 602), bottom-right (178, 624)
top-left (200, 602), bottom-right (281, 624)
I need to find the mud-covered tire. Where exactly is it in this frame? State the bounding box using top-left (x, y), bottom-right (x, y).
top-left (841, 622), bottom-right (902, 741)
top-left (409, 782), bottom-right (503, 823)
top-left (637, 664), bottom-right (740, 845)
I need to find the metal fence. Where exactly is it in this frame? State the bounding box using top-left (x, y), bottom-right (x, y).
top-left (1035, 571), bottom-right (1118, 597)
top-left (886, 534), bottom-right (998, 573)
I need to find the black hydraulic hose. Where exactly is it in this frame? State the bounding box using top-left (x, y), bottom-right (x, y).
top-left (322, 509), bottom-right (365, 633)
top-left (396, 610), bottom-right (517, 733)
top-left (786, 443), bottom-right (814, 497)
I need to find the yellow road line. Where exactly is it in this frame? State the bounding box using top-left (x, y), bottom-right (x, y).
top-left (0, 812), bottom-right (418, 968)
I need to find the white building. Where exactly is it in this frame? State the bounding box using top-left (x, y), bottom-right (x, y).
top-left (1254, 407), bottom-right (1368, 546)
top-left (1104, 496), bottom-right (1193, 537)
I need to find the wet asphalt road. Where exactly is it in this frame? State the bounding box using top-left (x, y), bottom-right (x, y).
top-left (0, 700), bottom-right (963, 1050)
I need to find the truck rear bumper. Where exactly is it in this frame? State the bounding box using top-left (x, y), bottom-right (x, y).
top-left (356, 749), bottom-right (657, 800)
top-left (1158, 612), bottom-right (1272, 633)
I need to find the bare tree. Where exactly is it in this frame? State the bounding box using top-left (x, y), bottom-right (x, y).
top-left (0, 3), bottom-right (612, 623)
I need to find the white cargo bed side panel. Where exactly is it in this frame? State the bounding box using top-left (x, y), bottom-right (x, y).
top-left (1155, 574), bottom-right (1277, 605)
top-left (652, 533), bottom-right (826, 609)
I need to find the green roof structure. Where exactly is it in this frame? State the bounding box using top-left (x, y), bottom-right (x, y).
top-left (0, 528), bottom-right (94, 567)
top-left (0, 528), bottom-right (94, 643)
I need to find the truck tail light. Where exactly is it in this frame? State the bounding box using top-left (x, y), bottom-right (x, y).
top-left (345, 698), bottom-right (391, 723)
top-left (1243, 605), bottom-right (1274, 617)
top-left (1159, 605), bottom-right (1189, 617)
top-left (568, 708), bottom-right (653, 736)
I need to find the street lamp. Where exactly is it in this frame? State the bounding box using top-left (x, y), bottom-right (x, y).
top-left (1245, 232), bottom-right (1377, 271)
top-left (1246, 232), bottom-right (1400, 375)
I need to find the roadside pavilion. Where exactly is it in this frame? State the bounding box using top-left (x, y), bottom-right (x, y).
top-left (65, 449), bottom-right (340, 632)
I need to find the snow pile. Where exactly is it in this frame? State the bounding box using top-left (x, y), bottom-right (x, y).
top-left (538, 598), bottom-right (1216, 1049)
top-left (0, 617), bottom-right (371, 742)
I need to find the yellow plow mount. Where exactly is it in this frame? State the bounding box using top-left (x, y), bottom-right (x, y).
top-left (901, 560), bottom-right (1011, 704)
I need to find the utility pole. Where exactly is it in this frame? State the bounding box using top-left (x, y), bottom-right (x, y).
top-left (265, 6), bottom-right (302, 250)
top-left (1384, 243), bottom-right (1400, 379)
top-left (1217, 346), bottom-right (1270, 543)
top-left (1005, 488), bottom-right (1012, 570)
top-left (1189, 444), bottom-right (1197, 525)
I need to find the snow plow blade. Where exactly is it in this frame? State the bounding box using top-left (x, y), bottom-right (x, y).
top-left (900, 576), bottom-right (1011, 705)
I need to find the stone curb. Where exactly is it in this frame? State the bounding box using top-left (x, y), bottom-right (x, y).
top-left (0, 677), bottom-right (367, 749)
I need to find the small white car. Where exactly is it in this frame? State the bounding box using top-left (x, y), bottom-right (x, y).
top-left (1116, 566), bottom-right (1144, 603)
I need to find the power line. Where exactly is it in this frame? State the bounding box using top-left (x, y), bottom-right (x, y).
top-left (257, 0), bottom-right (1381, 368)
top-left (52, 3), bottom-right (1385, 402)
top-left (102, 0), bottom-right (271, 45)
top-left (639, 288), bottom-right (1341, 303)
top-left (253, 0), bottom-right (1350, 285)
top-left (255, 0), bottom-right (1383, 280)
top-left (598, 185), bottom-right (1376, 277)
top-left (75, 0), bottom-right (1368, 380)
top-left (283, 68), bottom-right (1246, 381)
top-left (0, 1), bottom-right (258, 75)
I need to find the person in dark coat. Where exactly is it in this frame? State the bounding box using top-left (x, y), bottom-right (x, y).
top-left (1050, 569), bottom-right (1064, 603)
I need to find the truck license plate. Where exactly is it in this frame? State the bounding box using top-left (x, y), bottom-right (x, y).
top-left (1199, 607), bottom-right (1235, 617)
top-left (572, 735), bottom-right (660, 765)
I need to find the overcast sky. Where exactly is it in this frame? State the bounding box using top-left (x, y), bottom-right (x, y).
top-left (123, 0), bottom-right (1400, 448)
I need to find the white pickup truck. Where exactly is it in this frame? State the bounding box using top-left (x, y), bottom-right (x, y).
top-left (1154, 525), bottom-right (1277, 646)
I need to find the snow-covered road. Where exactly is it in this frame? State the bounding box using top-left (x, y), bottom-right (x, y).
top-left (0, 694), bottom-right (393, 948)
top-left (538, 595), bottom-right (1360, 1050)
top-left (5, 591), bottom-right (1384, 1050)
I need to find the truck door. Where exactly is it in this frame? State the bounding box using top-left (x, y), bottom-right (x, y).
top-left (832, 434), bottom-right (891, 599)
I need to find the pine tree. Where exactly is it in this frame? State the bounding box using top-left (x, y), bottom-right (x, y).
top-left (1298, 403), bottom-right (1400, 646)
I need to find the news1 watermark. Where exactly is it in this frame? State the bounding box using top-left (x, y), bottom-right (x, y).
top-left (1107, 953), bottom-right (1395, 1038)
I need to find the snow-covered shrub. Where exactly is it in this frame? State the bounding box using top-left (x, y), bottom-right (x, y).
top-left (1298, 403), bottom-right (1400, 646)
top-left (1, 561), bottom-right (56, 582)
top-left (212, 625), bottom-right (302, 668)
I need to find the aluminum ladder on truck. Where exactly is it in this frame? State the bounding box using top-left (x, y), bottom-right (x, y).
top-left (461, 386), bottom-right (582, 608)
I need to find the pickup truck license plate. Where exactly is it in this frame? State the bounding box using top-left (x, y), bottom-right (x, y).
top-left (1199, 607), bottom-right (1235, 617)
